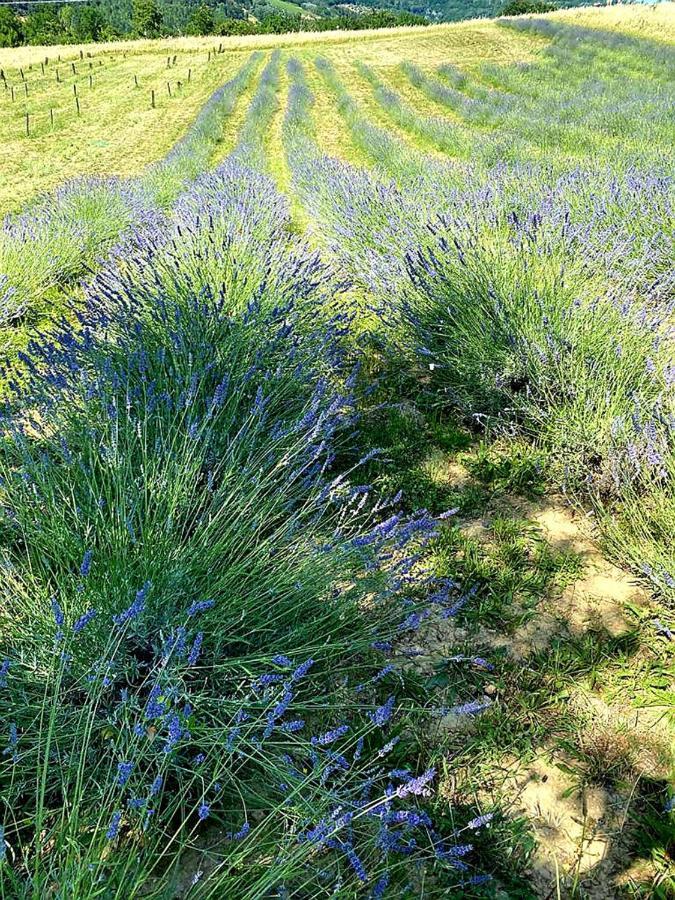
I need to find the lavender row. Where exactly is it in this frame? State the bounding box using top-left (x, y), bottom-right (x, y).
top-left (282, 54), bottom-right (675, 604)
top-left (0, 157), bottom-right (492, 895)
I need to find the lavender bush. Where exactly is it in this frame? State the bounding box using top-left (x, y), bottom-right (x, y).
top-left (0, 162), bottom-right (489, 896)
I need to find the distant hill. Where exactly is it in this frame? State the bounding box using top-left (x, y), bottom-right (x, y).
top-left (0, 0), bottom-right (639, 48)
top-left (322, 0), bottom-right (593, 23)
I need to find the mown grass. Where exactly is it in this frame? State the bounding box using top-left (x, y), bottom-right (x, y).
top-left (0, 48), bottom-right (250, 215)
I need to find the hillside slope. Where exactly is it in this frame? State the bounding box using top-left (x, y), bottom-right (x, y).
top-left (1, 3), bottom-right (673, 213)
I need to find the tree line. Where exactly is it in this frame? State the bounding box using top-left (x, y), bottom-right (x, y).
top-left (0, 0), bottom-right (429, 46)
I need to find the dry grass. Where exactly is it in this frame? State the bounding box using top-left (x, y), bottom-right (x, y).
top-left (549, 1), bottom-right (675, 42)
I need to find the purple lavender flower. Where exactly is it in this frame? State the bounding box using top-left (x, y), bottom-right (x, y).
top-left (149, 775), bottom-right (163, 796)
top-left (3, 723), bottom-right (18, 763)
top-left (162, 627), bottom-right (187, 659)
top-left (373, 664), bottom-right (395, 682)
top-left (51, 597), bottom-right (64, 626)
top-left (272, 655), bottom-right (293, 666)
top-left (73, 609), bottom-right (97, 633)
top-left (79, 549), bottom-right (93, 577)
top-left (210, 376), bottom-right (229, 409)
top-left (311, 725), bottom-right (349, 746)
top-left (396, 767), bottom-right (436, 798)
top-left (449, 700), bottom-right (491, 716)
top-left (390, 810), bottom-right (432, 827)
top-left (343, 845), bottom-right (367, 882)
top-left (117, 761), bottom-right (134, 787)
top-left (377, 736), bottom-right (400, 757)
top-left (186, 600), bottom-right (215, 618)
top-left (0, 659), bottom-right (10, 688)
top-left (436, 842), bottom-right (473, 860)
top-left (654, 620), bottom-right (674, 640)
top-left (228, 821), bottom-right (250, 840)
top-left (113, 582), bottom-right (150, 627)
top-left (188, 632), bottom-right (204, 666)
top-left (106, 811), bottom-right (122, 840)
top-left (291, 658), bottom-right (314, 681)
top-left (281, 719), bottom-right (305, 732)
top-left (198, 803), bottom-right (210, 821)
top-left (369, 695), bottom-right (395, 727)
top-left (466, 812), bottom-right (493, 830)
top-left (164, 714), bottom-right (182, 753)
top-left (145, 684), bottom-right (166, 720)
top-left (256, 673), bottom-right (283, 689)
top-left (372, 873), bottom-right (390, 898)
top-left (447, 655), bottom-right (494, 671)
top-left (439, 507), bottom-right (460, 519)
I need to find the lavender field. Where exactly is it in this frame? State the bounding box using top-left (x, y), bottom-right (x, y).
top-left (0, 6), bottom-right (674, 898)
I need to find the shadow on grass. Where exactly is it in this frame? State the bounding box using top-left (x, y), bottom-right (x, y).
top-left (356, 401), bottom-right (674, 897)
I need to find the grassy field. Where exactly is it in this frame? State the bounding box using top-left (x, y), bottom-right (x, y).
top-left (0, 5), bottom-right (674, 899)
top-left (2, 3), bottom-right (671, 213)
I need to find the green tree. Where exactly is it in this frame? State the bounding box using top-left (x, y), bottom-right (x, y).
top-left (23, 5), bottom-right (66, 44)
top-left (188, 4), bottom-right (215, 35)
top-left (0, 7), bottom-right (22, 47)
top-left (73, 5), bottom-right (105, 41)
top-left (500, 0), bottom-right (556, 15)
top-left (132, 0), bottom-right (163, 37)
